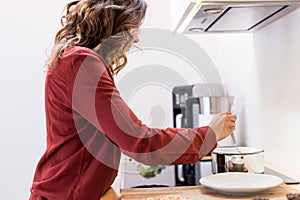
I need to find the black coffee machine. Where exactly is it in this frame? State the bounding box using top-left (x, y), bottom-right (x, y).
top-left (172, 85), bottom-right (198, 186)
top-left (172, 84), bottom-right (225, 186)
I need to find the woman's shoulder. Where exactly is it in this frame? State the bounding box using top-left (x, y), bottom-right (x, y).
top-left (62, 46), bottom-right (100, 59)
top-left (52, 46), bottom-right (106, 76)
top-left (59, 46), bottom-right (106, 69)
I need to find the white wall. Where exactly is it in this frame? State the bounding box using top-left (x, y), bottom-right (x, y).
top-left (251, 8), bottom-right (300, 178)
top-left (0, 0), bottom-right (69, 199)
top-left (187, 33), bottom-right (256, 146)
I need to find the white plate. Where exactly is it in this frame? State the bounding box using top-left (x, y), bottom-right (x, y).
top-left (200, 172), bottom-right (282, 195)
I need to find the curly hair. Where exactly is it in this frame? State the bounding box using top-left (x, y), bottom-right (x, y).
top-left (47, 0), bottom-right (147, 77)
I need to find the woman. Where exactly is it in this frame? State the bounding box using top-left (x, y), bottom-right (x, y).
top-left (29, 0), bottom-right (237, 199)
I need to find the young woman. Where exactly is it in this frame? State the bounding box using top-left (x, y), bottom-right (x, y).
top-left (29, 0), bottom-right (237, 199)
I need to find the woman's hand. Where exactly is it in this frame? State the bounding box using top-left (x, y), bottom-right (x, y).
top-left (208, 112), bottom-right (237, 141)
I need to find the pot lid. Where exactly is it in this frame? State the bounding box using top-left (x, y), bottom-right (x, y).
top-left (213, 146), bottom-right (264, 155)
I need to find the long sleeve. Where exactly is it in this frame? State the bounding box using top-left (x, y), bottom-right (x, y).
top-left (67, 46), bottom-right (217, 166)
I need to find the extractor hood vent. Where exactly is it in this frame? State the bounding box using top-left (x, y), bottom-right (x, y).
top-left (175, 0), bottom-right (300, 33)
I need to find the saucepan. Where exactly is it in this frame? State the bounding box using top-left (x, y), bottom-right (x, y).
top-left (211, 146), bottom-right (264, 174)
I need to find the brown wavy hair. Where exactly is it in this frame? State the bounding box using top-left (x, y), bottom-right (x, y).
top-left (47, 0), bottom-right (147, 77)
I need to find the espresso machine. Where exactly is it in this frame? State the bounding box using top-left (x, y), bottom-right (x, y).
top-left (172, 83), bottom-right (234, 186)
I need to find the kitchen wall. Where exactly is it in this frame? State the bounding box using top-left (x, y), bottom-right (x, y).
top-left (251, 8), bottom-right (300, 177)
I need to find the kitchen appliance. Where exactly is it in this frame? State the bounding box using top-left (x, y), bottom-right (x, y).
top-left (173, 84), bottom-right (226, 130)
top-left (175, 0), bottom-right (300, 33)
top-left (185, 96), bottom-right (234, 128)
top-left (172, 83), bottom-right (235, 186)
top-left (211, 146), bottom-right (265, 174)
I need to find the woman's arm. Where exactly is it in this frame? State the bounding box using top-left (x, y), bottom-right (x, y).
top-left (67, 47), bottom-right (229, 166)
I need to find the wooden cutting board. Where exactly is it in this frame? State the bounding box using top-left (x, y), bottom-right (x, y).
top-left (121, 184), bottom-right (300, 200)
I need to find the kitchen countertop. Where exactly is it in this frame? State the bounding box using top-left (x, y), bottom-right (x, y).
top-left (121, 183), bottom-right (300, 200)
top-left (264, 167), bottom-right (299, 184)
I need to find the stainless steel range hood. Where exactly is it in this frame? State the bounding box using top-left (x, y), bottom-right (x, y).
top-left (175, 0), bottom-right (300, 33)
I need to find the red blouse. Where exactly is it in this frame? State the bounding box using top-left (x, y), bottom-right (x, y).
top-left (30, 46), bottom-right (217, 200)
